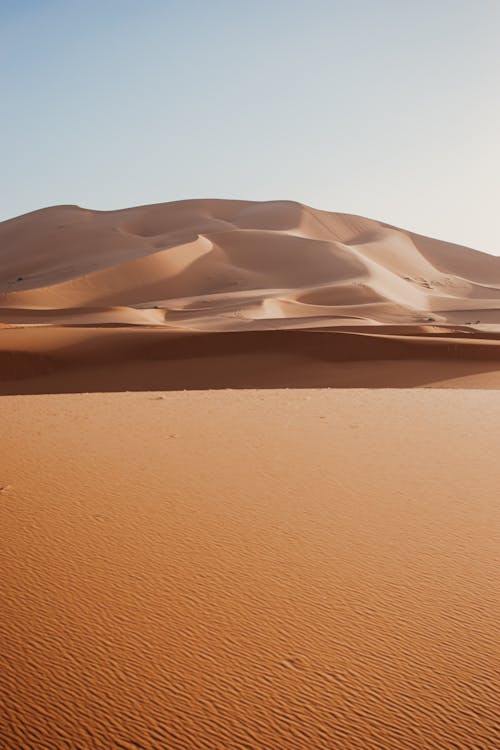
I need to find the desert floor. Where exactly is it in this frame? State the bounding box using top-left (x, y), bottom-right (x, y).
top-left (1, 389), bottom-right (498, 749)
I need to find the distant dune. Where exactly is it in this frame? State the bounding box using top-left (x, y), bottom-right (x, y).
top-left (2, 198), bottom-right (500, 391)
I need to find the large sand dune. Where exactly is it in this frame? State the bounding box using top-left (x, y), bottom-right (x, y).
top-left (2, 199), bottom-right (500, 391)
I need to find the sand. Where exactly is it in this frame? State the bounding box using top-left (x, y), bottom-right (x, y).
top-left (0, 389), bottom-right (498, 749)
top-left (2, 198), bottom-right (500, 392)
top-left (1, 200), bottom-right (499, 748)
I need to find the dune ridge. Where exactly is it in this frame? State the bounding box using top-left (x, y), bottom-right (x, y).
top-left (2, 198), bottom-right (500, 391)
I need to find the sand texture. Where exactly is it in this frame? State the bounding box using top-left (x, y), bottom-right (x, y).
top-left (2, 199), bottom-right (500, 391)
top-left (0, 390), bottom-right (498, 749)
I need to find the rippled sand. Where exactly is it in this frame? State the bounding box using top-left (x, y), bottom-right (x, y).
top-left (1, 390), bottom-right (498, 749)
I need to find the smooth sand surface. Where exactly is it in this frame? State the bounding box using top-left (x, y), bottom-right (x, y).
top-left (2, 199), bottom-right (500, 392)
top-left (1, 390), bottom-right (498, 749)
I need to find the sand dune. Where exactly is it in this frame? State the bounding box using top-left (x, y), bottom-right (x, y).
top-left (2, 198), bottom-right (500, 391)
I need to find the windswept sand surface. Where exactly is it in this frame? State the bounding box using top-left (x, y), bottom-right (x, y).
top-left (1, 390), bottom-right (498, 749)
top-left (2, 199), bottom-right (500, 391)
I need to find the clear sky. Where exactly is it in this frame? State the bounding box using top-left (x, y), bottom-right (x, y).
top-left (2, 1), bottom-right (500, 253)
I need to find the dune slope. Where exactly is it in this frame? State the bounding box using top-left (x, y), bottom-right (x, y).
top-left (2, 199), bottom-right (500, 391)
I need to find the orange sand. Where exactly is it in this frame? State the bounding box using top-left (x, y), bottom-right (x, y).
top-left (1, 390), bottom-right (498, 749)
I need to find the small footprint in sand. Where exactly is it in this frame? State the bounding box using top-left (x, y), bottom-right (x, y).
top-left (281, 657), bottom-right (306, 670)
top-left (0, 485), bottom-right (10, 494)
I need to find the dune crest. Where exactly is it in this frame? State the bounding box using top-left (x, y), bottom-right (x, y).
top-left (2, 198), bottom-right (500, 392)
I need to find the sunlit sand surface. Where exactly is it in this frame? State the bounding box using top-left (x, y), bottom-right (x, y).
top-left (2, 199), bottom-right (500, 393)
top-left (1, 390), bottom-right (498, 749)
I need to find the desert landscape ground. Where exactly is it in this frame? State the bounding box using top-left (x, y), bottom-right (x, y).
top-left (1, 200), bottom-right (499, 748)
top-left (1, 391), bottom-right (499, 749)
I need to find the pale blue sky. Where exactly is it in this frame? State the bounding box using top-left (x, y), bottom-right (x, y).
top-left (2, 1), bottom-right (500, 252)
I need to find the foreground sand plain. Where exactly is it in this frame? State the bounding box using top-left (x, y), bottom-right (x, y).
top-left (1, 389), bottom-right (498, 749)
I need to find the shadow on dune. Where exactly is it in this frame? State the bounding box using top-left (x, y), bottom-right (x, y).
top-left (1, 328), bottom-right (500, 394)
